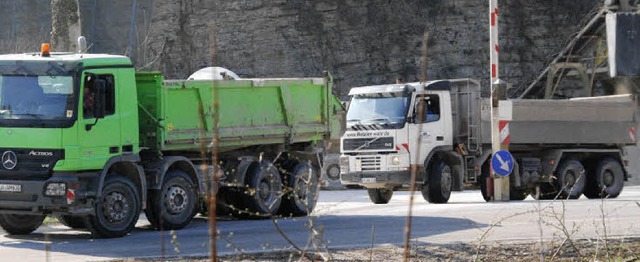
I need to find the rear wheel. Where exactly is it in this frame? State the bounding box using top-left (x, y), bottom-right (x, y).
top-left (0, 214), bottom-right (45, 235)
top-left (279, 161), bottom-right (319, 216)
top-left (587, 157), bottom-right (624, 198)
top-left (555, 159), bottom-right (586, 199)
top-left (245, 161), bottom-right (282, 217)
top-left (86, 175), bottom-right (140, 238)
top-left (422, 159), bottom-right (452, 204)
top-left (367, 188), bottom-right (393, 204)
top-left (146, 170), bottom-right (197, 230)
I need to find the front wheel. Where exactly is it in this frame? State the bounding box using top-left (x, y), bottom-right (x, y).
top-left (367, 188), bottom-right (393, 204)
top-left (86, 175), bottom-right (141, 238)
top-left (279, 162), bottom-right (319, 216)
top-left (146, 170), bottom-right (197, 230)
top-left (422, 159), bottom-right (452, 204)
top-left (0, 214), bottom-right (45, 235)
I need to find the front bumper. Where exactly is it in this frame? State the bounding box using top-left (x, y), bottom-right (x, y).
top-left (340, 170), bottom-right (419, 188)
top-left (0, 172), bottom-right (96, 215)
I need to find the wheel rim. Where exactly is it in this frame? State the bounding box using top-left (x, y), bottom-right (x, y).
top-left (441, 166), bottom-right (452, 193)
top-left (564, 170), bottom-right (577, 188)
top-left (258, 175), bottom-right (277, 206)
top-left (327, 165), bottom-right (340, 180)
top-left (103, 191), bottom-right (130, 222)
top-left (603, 169), bottom-right (615, 187)
top-left (165, 185), bottom-right (188, 215)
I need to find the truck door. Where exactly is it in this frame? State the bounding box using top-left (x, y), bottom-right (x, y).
top-left (408, 94), bottom-right (447, 166)
top-left (78, 71), bottom-right (121, 169)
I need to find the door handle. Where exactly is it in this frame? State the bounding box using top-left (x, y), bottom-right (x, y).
top-left (421, 131), bottom-right (431, 137)
top-left (436, 136), bottom-right (444, 141)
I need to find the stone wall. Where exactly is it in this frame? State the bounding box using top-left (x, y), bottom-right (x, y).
top-left (0, 0), bottom-right (601, 97)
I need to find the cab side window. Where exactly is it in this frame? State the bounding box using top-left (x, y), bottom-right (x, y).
top-left (415, 95), bottom-right (440, 123)
top-left (83, 74), bottom-right (115, 118)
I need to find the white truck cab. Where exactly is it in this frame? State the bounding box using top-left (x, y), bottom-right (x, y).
top-left (340, 79), bottom-right (478, 204)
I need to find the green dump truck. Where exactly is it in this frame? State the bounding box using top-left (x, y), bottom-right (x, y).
top-left (0, 46), bottom-right (344, 238)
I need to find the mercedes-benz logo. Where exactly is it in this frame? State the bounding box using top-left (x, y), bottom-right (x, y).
top-left (2, 151), bottom-right (17, 170)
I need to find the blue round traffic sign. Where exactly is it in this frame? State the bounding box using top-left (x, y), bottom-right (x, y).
top-left (491, 150), bottom-right (514, 177)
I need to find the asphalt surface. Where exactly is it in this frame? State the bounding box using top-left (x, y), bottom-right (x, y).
top-left (1, 186), bottom-right (639, 261)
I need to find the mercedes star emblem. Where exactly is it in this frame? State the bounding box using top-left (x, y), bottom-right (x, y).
top-left (2, 151), bottom-right (17, 170)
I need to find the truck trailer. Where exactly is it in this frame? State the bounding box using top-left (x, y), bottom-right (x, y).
top-left (0, 45), bottom-right (344, 238)
top-left (339, 79), bottom-right (636, 204)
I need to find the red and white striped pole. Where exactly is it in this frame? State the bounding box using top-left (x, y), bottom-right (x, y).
top-left (490, 0), bottom-right (499, 82)
top-left (489, 0), bottom-right (510, 201)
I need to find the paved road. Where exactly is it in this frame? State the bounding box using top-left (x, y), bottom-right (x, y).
top-left (1, 186), bottom-right (639, 261)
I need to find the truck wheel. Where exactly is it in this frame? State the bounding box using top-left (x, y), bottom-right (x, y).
top-left (555, 159), bottom-right (586, 199)
top-left (280, 162), bottom-right (319, 216)
top-left (245, 161), bottom-right (282, 217)
top-left (422, 160), bottom-right (452, 204)
top-left (86, 175), bottom-right (140, 238)
top-left (146, 170), bottom-right (197, 230)
top-left (588, 157), bottom-right (624, 198)
top-left (57, 215), bottom-right (86, 229)
top-left (0, 214), bottom-right (45, 235)
top-left (367, 188), bottom-right (393, 204)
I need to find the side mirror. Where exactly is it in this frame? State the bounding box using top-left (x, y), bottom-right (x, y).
top-left (92, 79), bottom-right (107, 119)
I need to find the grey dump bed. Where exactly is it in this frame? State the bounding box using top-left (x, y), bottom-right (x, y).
top-left (501, 95), bottom-right (636, 145)
top-left (477, 94), bottom-right (637, 146)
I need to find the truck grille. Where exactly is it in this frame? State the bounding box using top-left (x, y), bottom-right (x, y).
top-left (356, 156), bottom-right (381, 171)
top-left (343, 137), bottom-right (394, 151)
top-left (0, 148), bottom-right (64, 179)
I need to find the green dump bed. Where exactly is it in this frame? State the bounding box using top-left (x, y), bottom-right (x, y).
top-left (135, 72), bottom-right (344, 153)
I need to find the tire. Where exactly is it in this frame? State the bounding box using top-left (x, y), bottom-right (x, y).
top-left (555, 159), bottom-right (586, 199)
top-left (587, 157), bottom-right (625, 198)
top-left (86, 176), bottom-right (141, 238)
top-left (0, 214), bottom-right (45, 235)
top-left (146, 170), bottom-right (197, 230)
top-left (367, 188), bottom-right (393, 204)
top-left (422, 159), bottom-right (452, 204)
top-left (280, 162), bottom-right (319, 216)
top-left (57, 215), bottom-right (86, 229)
top-left (245, 160), bottom-right (282, 217)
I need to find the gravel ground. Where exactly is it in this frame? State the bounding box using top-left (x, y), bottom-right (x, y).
top-left (214, 239), bottom-right (640, 261)
top-left (124, 238), bottom-right (640, 261)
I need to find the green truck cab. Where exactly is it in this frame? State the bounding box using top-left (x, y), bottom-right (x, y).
top-left (0, 48), bottom-right (344, 238)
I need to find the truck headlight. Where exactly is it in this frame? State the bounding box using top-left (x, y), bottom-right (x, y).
top-left (340, 156), bottom-right (349, 174)
top-left (391, 156), bottom-right (401, 165)
top-left (44, 182), bottom-right (66, 196)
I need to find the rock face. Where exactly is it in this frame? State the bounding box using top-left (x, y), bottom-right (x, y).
top-left (0, 0), bottom-right (601, 97)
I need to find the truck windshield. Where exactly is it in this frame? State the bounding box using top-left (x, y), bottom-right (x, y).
top-left (0, 75), bottom-right (75, 123)
top-left (347, 94), bottom-right (409, 129)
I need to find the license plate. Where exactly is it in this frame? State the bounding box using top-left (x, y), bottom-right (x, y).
top-left (0, 184), bottom-right (21, 192)
top-left (360, 177), bottom-right (376, 183)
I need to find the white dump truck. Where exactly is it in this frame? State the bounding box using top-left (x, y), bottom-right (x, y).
top-left (339, 79), bottom-right (637, 203)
